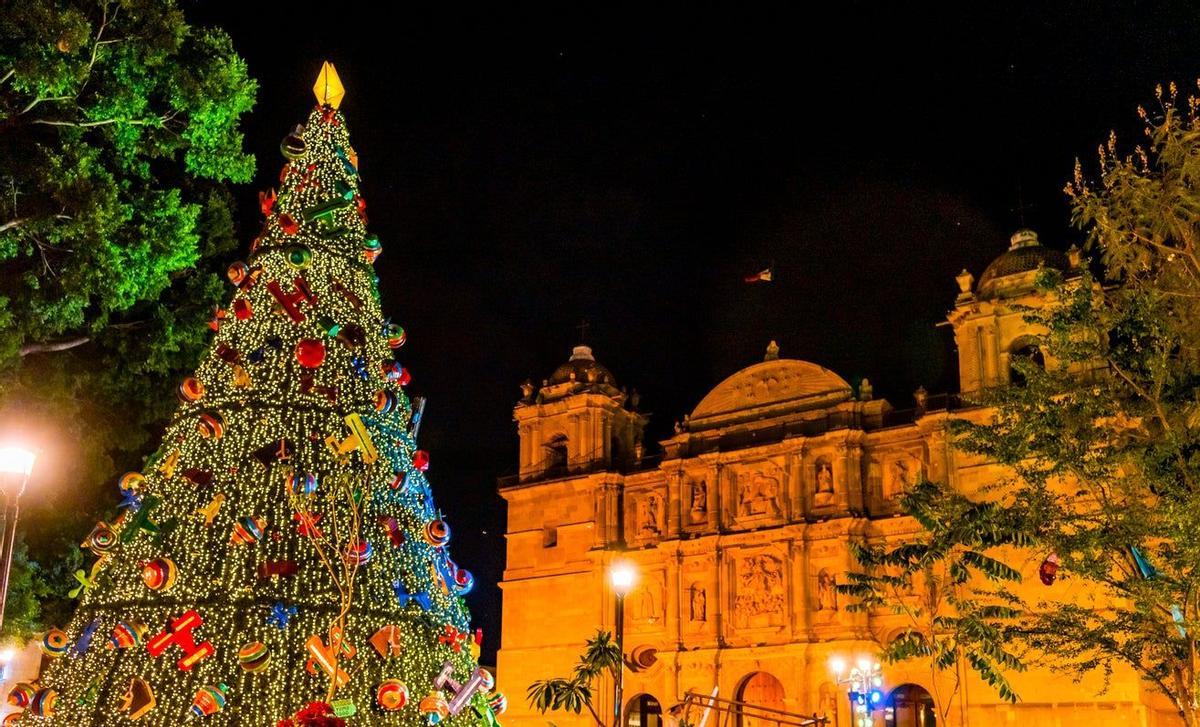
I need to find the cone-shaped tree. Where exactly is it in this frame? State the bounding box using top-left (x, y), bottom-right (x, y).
top-left (19, 63), bottom-right (504, 727)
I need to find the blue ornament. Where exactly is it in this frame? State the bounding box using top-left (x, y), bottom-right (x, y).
top-left (350, 356), bottom-right (370, 380)
top-left (267, 601), bottom-right (297, 629)
top-left (393, 581), bottom-right (431, 611)
top-left (72, 618), bottom-right (100, 657)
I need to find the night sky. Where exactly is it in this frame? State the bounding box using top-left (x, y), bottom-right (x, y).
top-left (179, 0), bottom-right (1200, 661)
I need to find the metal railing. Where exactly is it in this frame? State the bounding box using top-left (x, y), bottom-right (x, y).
top-left (680, 691), bottom-right (829, 727)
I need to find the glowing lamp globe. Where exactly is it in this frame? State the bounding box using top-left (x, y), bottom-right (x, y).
top-left (0, 447), bottom-right (35, 477)
top-left (610, 562), bottom-right (637, 596)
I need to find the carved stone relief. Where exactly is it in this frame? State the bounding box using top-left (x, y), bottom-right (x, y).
top-left (688, 479), bottom-right (708, 523)
top-left (689, 584), bottom-right (707, 622)
top-left (813, 456), bottom-right (836, 507)
top-left (733, 553), bottom-right (786, 629)
top-left (736, 470), bottom-right (782, 518)
top-left (816, 569), bottom-right (838, 611)
top-left (884, 455), bottom-right (921, 498)
top-left (634, 492), bottom-right (663, 538)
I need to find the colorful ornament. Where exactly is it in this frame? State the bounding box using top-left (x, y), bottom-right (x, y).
top-left (294, 511), bottom-right (324, 537)
top-left (117, 677), bottom-right (156, 720)
top-left (196, 493), bottom-right (225, 526)
top-left (434, 663), bottom-right (493, 716)
top-left (376, 680), bottom-right (409, 711)
top-left (313, 61), bottom-right (345, 109)
top-left (393, 581), bottom-right (432, 611)
top-left (369, 624), bottom-right (403, 657)
top-left (230, 515), bottom-right (267, 545)
top-left (190, 684), bottom-right (229, 718)
top-left (381, 361), bottom-right (402, 382)
top-left (419, 690), bottom-right (450, 725)
top-left (146, 610), bottom-right (215, 671)
top-left (335, 323), bottom-right (366, 348)
top-left (267, 601), bottom-right (297, 629)
top-left (413, 449), bottom-right (431, 471)
top-left (227, 261), bottom-right (248, 286)
top-left (119, 472), bottom-right (145, 492)
top-left (305, 627), bottom-right (356, 688)
top-left (488, 692), bottom-right (508, 715)
top-left (27, 688), bottom-right (56, 717)
top-left (279, 213), bottom-right (300, 235)
top-left (141, 558), bottom-right (178, 591)
top-left (374, 390), bottom-right (398, 413)
top-left (238, 641), bottom-right (271, 672)
top-left (107, 619), bottom-right (148, 650)
top-left (287, 471), bottom-right (319, 496)
top-left (80, 521), bottom-right (116, 555)
top-left (344, 538), bottom-right (373, 566)
top-left (380, 516), bottom-right (404, 547)
top-left (281, 124), bottom-right (307, 159)
top-left (325, 412), bottom-right (379, 463)
top-left (71, 619), bottom-right (99, 657)
top-left (232, 298), bottom-right (253, 320)
top-left (286, 244), bottom-right (313, 269)
top-left (197, 410), bottom-right (226, 439)
top-left (1039, 553), bottom-right (1060, 586)
top-left (424, 519), bottom-right (450, 547)
top-left (384, 322), bottom-right (406, 349)
top-left (177, 376), bottom-right (205, 402)
top-left (41, 627), bottom-right (69, 657)
top-left (258, 560), bottom-right (299, 579)
top-left (267, 277), bottom-right (317, 322)
top-left (7, 684), bottom-right (35, 709)
top-left (295, 338), bottom-right (326, 368)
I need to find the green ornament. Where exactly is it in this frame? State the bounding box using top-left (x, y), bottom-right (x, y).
top-left (285, 244), bottom-right (313, 269)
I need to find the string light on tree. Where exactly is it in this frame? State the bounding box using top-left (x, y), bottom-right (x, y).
top-left (23, 62), bottom-right (503, 726)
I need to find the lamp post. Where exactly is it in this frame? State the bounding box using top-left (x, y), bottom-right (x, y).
top-left (0, 446), bottom-right (35, 633)
top-left (610, 561), bottom-right (637, 727)
top-left (829, 655), bottom-right (884, 727)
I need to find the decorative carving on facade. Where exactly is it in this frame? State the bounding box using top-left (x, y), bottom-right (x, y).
top-left (816, 569), bottom-right (838, 611)
top-left (813, 457), bottom-right (836, 506)
top-left (630, 582), bottom-right (662, 625)
top-left (885, 455), bottom-right (921, 498)
top-left (635, 493), bottom-right (663, 538)
top-left (733, 554), bottom-right (786, 628)
top-left (688, 479), bottom-right (708, 522)
top-left (689, 584), bottom-right (707, 622)
top-left (737, 470), bottom-right (782, 518)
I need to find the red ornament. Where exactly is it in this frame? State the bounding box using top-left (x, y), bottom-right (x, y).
top-left (295, 339), bottom-right (326, 369)
top-left (233, 298), bottom-right (252, 320)
top-left (259, 189), bottom-right (277, 216)
top-left (1039, 553), bottom-right (1060, 585)
top-left (279, 213), bottom-right (299, 235)
top-left (412, 450), bottom-right (430, 471)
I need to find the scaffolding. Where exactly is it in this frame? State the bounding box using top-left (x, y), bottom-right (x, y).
top-left (680, 690), bottom-right (830, 727)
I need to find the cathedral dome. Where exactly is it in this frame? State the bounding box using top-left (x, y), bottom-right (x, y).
top-left (688, 349), bottom-right (852, 431)
top-left (976, 229), bottom-right (1069, 299)
top-left (548, 345), bottom-right (616, 387)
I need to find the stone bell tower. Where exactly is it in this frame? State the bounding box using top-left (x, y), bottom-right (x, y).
top-left (948, 229), bottom-right (1081, 393)
top-left (513, 345), bottom-right (646, 482)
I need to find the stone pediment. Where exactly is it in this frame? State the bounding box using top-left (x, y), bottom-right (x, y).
top-left (688, 359), bottom-right (852, 430)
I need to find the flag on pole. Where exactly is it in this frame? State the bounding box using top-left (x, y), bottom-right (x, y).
top-left (744, 266), bottom-right (773, 284)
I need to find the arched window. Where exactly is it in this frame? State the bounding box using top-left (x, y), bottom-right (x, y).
top-left (624, 693), bottom-right (663, 727)
top-left (1008, 338), bottom-right (1045, 386)
top-left (544, 434), bottom-right (568, 473)
top-left (884, 684), bottom-right (936, 727)
top-left (735, 672), bottom-right (786, 727)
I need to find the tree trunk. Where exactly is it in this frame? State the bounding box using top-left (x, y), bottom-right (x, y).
top-left (18, 336), bottom-right (90, 356)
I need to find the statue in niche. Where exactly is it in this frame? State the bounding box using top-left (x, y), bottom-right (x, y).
top-left (817, 570), bottom-right (838, 611)
top-left (637, 494), bottom-right (662, 537)
top-left (890, 459), bottom-right (914, 495)
top-left (733, 555), bottom-right (786, 624)
top-left (632, 584), bottom-right (660, 623)
top-left (690, 585), bottom-right (707, 622)
top-left (816, 461), bottom-right (834, 493)
top-left (737, 472), bottom-right (781, 517)
top-left (689, 480), bottom-right (708, 520)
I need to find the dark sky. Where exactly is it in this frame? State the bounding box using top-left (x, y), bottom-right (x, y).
top-left (185, 0), bottom-right (1200, 661)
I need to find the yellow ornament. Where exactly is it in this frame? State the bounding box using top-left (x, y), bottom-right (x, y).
top-left (313, 61), bottom-right (345, 109)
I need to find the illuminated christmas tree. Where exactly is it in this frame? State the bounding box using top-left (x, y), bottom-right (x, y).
top-left (16, 63), bottom-right (505, 726)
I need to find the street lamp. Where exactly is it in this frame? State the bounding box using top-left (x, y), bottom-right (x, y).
top-left (0, 446), bottom-right (35, 633)
top-left (829, 655), bottom-right (884, 727)
top-left (610, 561), bottom-right (637, 727)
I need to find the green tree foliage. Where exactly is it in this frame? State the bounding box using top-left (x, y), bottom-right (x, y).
top-left (843, 82), bottom-right (1200, 727)
top-left (527, 630), bottom-right (622, 727)
top-left (0, 0), bottom-right (255, 637)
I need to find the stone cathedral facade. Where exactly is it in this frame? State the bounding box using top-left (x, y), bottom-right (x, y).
top-left (497, 230), bottom-right (1181, 727)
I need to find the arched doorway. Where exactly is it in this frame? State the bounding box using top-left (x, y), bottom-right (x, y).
top-left (625, 693), bottom-right (663, 727)
top-left (884, 684), bottom-right (936, 727)
top-left (736, 672), bottom-right (786, 727)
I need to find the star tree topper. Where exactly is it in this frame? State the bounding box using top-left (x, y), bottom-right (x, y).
top-left (313, 61), bottom-right (345, 109)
